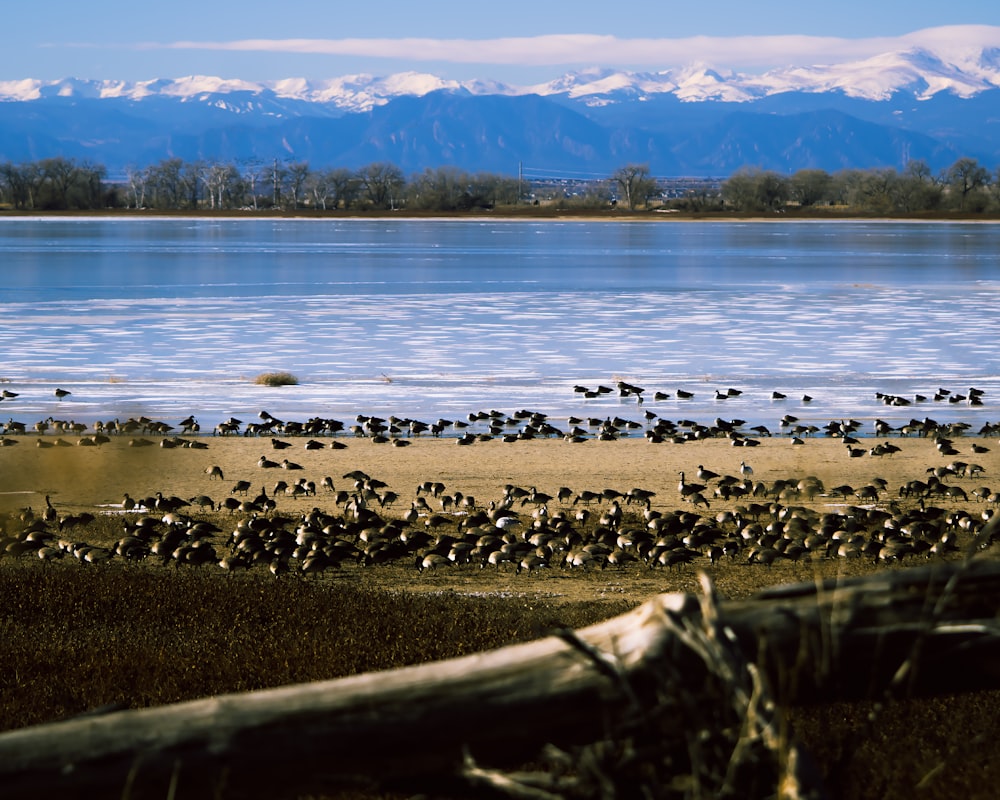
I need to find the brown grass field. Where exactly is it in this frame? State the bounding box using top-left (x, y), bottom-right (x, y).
top-left (3, 427), bottom-right (1000, 798)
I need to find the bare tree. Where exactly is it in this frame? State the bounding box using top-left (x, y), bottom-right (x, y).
top-left (124, 166), bottom-right (148, 209)
top-left (721, 167), bottom-right (789, 212)
top-left (239, 159), bottom-right (267, 210)
top-left (358, 162), bottom-right (405, 209)
top-left (203, 163), bottom-right (240, 209)
top-left (788, 169), bottom-right (832, 207)
top-left (285, 162), bottom-right (311, 209)
top-left (326, 168), bottom-right (361, 210)
top-left (944, 157), bottom-right (990, 210)
top-left (0, 161), bottom-right (39, 209)
top-left (611, 163), bottom-right (657, 210)
top-left (269, 159), bottom-right (286, 208)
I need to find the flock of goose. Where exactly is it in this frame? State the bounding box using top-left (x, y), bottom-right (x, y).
top-left (0, 379), bottom-right (996, 449)
top-left (2, 435), bottom-right (998, 579)
top-left (1, 380), bottom-right (997, 579)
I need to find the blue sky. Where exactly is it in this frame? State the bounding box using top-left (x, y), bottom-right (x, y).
top-left (5, 0), bottom-right (1000, 84)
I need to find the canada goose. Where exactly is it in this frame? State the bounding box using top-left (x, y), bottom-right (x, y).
top-left (688, 492), bottom-right (711, 510)
top-left (696, 465), bottom-right (720, 483)
top-left (205, 465), bottom-right (224, 480)
top-left (416, 553), bottom-right (452, 572)
top-left (677, 472), bottom-right (706, 498)
top-left (216, 497), bottom-right (241, 514)
top-left (516, 554), bottom-right (549, 574)
top-left (258, 456), bottom-right (280, 469)
top-left (42, 495), bottom-right (57, 523)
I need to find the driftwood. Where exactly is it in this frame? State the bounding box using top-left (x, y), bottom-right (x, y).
top-left (3, 557), bottom-right (1000, 798)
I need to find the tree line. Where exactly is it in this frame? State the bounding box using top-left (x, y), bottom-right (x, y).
top-left (0, 158), bottom-right (522, 212)
top-left (1, 155), bottom-right (998, 214)
top-left (718, 158), bottom-right (1000, 214)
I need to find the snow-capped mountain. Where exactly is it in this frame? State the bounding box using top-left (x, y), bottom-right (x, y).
top-left (1, 25), bottom-right (999, 176)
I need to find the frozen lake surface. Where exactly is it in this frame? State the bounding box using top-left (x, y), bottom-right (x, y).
top-left (2, 217), bottom-right (998, 437)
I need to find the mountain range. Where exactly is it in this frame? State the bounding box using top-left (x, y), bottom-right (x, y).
top-left (2, 25), bottom-right (1000, 178)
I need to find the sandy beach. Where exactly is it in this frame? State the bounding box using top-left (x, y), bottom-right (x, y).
top-left (2, 428), bottom-right (994, 515)
top-left (2, 425), bottom-right (997, 603)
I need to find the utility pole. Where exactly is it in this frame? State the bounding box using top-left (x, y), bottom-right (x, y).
top-left (272, 159), bottom-right (279, 208)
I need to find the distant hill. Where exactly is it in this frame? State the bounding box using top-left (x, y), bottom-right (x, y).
top-left (2, 26), bottom-right (999, 177)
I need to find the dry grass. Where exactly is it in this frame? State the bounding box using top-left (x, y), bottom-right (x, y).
top-left (253, 371), bottom-right (299, 386)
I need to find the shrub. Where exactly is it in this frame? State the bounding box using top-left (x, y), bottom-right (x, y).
top-left (254, 371), bottom-right (298, 387)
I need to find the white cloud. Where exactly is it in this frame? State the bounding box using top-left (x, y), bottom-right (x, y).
top-left (150, 25), bottom-right (1000, 72)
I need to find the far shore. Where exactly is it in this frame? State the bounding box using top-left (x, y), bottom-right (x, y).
top-left (3, 207), bottom-right (1000, 223)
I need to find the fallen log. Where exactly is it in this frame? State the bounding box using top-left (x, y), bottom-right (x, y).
top-left (3, 557), bottom-right (1000, 799)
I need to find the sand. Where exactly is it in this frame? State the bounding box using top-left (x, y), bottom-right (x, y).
top-left (2, 428), bottom-right (996, 607)
top-left (1, 430), bottom-right (994, 516)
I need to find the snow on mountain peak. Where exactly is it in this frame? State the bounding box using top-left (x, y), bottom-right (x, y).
top-left (2, 25), bottom-right (1000, 107)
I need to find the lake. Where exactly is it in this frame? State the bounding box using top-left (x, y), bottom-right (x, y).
top-left (1, 216), bottom-right (998, 437)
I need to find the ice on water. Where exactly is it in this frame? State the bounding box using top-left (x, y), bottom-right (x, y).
top-left (1, 218), bottom-right (998, 435)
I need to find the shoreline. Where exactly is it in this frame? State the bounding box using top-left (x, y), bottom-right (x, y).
top-left (4, 208), bottom-right (1000, 223)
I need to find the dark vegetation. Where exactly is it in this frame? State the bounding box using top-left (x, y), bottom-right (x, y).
top-left (2, 154), bottom-right (999, 215)
top-left (0, 554), bottom-right (627, 732)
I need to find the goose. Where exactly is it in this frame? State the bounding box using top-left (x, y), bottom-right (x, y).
top-left (696, 465), bottom-right (720, 483)
top-left (205, 465), bottom-right (224, 480)
top-left (677, 472), bottom-right (706, 498)
top-left (188, 495), bottom-right (216, 510)
top-left (516, 554), bottom-right (549, 574)
top-left (258, 455), bottom-right (280, 469)
top-left (416, 553), bottom-right (452, 572)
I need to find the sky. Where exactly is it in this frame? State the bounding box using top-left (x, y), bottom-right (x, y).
top-left (5, 0), bottom-right (1000, 85)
